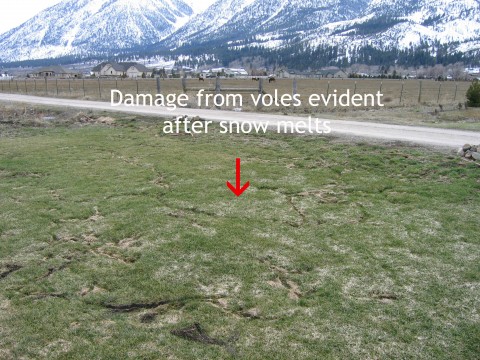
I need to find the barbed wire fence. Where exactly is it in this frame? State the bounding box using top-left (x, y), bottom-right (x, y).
top-left (0, 77), bottom-right (471, 109)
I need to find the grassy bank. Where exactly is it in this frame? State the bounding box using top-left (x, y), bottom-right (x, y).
top-left (0, 104), bottom-right (479, 359)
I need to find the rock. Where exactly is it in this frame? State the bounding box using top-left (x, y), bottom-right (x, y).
top-left (471, 146), bottom-right (478, 152)
top-left (463, 144), bottom-right (472, 151)
top-left (465, 151), bottom-right (473, 159)
top-left (472, 152), bottom-right (480, 161)
top-left (457, 148), bottom-right (465, 157)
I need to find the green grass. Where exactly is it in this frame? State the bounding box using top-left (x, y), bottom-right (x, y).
top-left (317, 105), bottom-right (480, 131)
top-left (0, 106), bottom-right (479, 359)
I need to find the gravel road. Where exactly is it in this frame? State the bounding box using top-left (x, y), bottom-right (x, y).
top-left (1, 93), bottom-right (478, 149)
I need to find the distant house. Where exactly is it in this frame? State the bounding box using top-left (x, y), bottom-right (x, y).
top-left (225, 68), bottom-right (249, 77)
top-left (92, 62), bottom-right (152, 78)
top-left (33, 66), bottom-right (81, 78)
top-left (197, 67), bottom-right (249, 78)
top-left (169, 66), bottom-right (193, 78)
top-left (277, 69), bottom-right (293, 78)
top-left (278, 68), bottom-right (347, 79)
top-left (316, 70), bottom-right (335, 78)
top-left (316, 69), bottom-right (347, 79)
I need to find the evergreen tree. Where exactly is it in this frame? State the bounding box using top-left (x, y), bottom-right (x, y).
top-left (466, 80), bottom-right (480, 107)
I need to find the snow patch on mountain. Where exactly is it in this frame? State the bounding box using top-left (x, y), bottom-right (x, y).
top-left (182, 0), bottom-right (216, 14)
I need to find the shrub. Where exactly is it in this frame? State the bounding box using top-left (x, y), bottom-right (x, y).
top-left (466, 79), bottom-right (480, 107)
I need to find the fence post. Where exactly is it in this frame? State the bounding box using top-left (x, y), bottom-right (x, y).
top-left (98, 78), bottom-right (101, 99)
top-left (9, 79), bottom-right (11, 91)
top-left (399, 82), bottom-right (404, 104)
top-left (215, 77), bottom-right (221, 109)
top-left (56, 78), bottom-right (58, 96)
top-left (454, 83), bottom-right (458, 101)
top-left (418, 80), bottom-right (422, 103)
top-left (156, 77), bottom-right (161, 94)
top-left (353, 81), bottom-right (357, 95)
top-left (258, 78), bottom-right (264, 110)
top-left (83, 79), bottom-right (86, 97)
top-left (25, 80), bottom-right (27, 94)
top-left (16, 80), bottom-right (19, 92)
top-left (45, 77), bottom-right (47, 96)
top-left (182, 77), bottom-right (187, 93)
top-left (379, 81), bottom-right (383, 93)
top-left (293, 78), bottom-right (297, 96)
top-left (34, 79), bottom-right (36, 93)
top-left (68, 80), bottom-right (71, 93)
top-left (326, 81), bottom-right (330, 96)
top-left (437, 83), bottom-right (441, 104)
top-left (136, 79), bottom-right (139, 95)
top-left (215, 77), bottom-right (221, 94)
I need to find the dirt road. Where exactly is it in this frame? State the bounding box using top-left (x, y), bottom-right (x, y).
top-left (1, 93), bottom-right (478, 149)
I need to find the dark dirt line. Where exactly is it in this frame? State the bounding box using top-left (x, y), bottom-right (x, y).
top-left (102, 295), bottom-right (221, 313)
top-left (286, 196), bottom-right (306, 227)
top-left (0, 264), bottom-right (22, 280)
top-left (171, 322), bottom-right (238, 358)
top-left (38, 262), bottom-right (70, 279)
top-left (28, 292), bottom-right (69, 300)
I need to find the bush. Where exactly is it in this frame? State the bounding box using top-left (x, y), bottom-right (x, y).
top-left (466, 79), bottom-right (480, 107)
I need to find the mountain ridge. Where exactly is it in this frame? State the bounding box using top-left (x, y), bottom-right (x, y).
top-left (0, 0), bottom-right (479, 66)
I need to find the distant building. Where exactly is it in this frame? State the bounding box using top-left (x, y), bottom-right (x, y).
top-left (465, 67), bottom-right (480, 75)
top-left (170, 66), bottom-right (193, 78)
top-left (199, 67), bottom-right (249, 78)
top-left (277, 68), bottom-right (347, 79)
top-left (92, 62), bottom-right (152, 78)
top-left (225, 68), bottom-right (249, 77)
top-left (315, 69), bottom-right (347, 78)
top-left (277, 69), bottom-right (292, 78)
top-left (0, 73), bottom-right (12, 80)
top-left (31, 65), bottom-right (81, 78)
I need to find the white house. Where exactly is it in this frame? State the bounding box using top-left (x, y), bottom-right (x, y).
top-left (92, 62), bottom-right (152, 78)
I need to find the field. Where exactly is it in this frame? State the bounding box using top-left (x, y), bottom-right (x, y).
top-left (0, 103), bottom-right (479, 359)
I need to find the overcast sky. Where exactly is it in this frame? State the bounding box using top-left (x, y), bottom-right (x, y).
top-left (0, 0), bottom-right (62, 35)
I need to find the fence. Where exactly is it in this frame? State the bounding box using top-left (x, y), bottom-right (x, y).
top-left (0, 77), bottom-right (471, 110)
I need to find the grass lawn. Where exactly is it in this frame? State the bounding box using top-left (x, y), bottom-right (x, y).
top-left (0, 104), bottom-right (479, 359)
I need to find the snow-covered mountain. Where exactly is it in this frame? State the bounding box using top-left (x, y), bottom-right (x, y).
top-left (306, 0), bottom-right (480, 52)
top-left (166, 0), bottom-right (480, 54)
top-left (0, 0), bottom-right (479, 63)
top-left (0, 0), bottom-right (195, 61)
top-left (165, 0), bottom-right (370, 49)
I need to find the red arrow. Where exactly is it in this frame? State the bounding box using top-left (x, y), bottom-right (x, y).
top-left (226, 158), bottom-right (250, 197)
